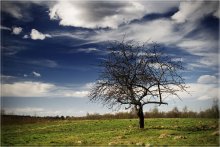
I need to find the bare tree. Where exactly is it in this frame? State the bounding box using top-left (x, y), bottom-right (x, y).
top-left (89, 41), bottom-right (188, 128)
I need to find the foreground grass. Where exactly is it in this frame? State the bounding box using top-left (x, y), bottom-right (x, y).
top-left (1, 118), bottom-right (219, 146)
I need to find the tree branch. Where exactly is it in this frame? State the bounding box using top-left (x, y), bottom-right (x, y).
top-left (143, 101), bottom-right (168, 105)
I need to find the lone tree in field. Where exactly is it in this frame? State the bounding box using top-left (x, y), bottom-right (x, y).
top-left (90, 41), bottom-right (187, 128)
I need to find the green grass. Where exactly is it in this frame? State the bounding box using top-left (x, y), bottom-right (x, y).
top-left (1, 118), bottom-right (219, 146)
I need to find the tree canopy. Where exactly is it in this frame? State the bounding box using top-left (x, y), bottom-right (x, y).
top-left (90, 41), bottom-right (188, 128)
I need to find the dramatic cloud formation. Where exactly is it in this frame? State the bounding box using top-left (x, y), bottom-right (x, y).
top-left (49, 1), bottom-right (178, 28)
top-left (172, 1), bottom-right (219, 23)
top-left (1, 1), bottom-right (219, 116)
top-left (88, 20), bottom-right (211, 61)
top-left (30, 29), bottom-right (51, 40)
top-left (12, 27), bottom-right (22, 35)
top-left (49, 1), bottom-right (143, 28)
top-left (91, 19), bottom-right (179, 44)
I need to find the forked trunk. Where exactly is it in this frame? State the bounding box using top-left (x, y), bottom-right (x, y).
top-left (137, 105), bottom-right (144, 128)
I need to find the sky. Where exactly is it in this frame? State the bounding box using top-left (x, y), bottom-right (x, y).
top-left (1, 0), bottom-right (219, 116)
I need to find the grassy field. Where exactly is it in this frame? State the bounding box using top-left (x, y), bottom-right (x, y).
top-left (1, 118), bottom-right (219, 146)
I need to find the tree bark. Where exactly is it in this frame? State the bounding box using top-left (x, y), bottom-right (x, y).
top-left (137, 105), bottom-right (144, 128)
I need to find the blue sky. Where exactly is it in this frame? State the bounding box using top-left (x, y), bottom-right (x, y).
top-left (1, 0), bottom-right (219, 116)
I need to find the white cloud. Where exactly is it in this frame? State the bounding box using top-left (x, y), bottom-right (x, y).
top-left (172, 1), bottom-right (201, 23)
top-left (3, 107), bottom-right (92, 116)
top-left (32, 71), bottom-right (41, 77)
top-left (149, 75), bottom-right (219, 101)
top-left (84, 17), bottom-right (197, 49)
top-left (197, 87), bottom-right (218, 100)
top-left (64, 91), bottom-right (89, 98)
top-left (199, 53), bottom-right (219, 68)
top-left (49, 1), bottom-right (178, 29)
top-left (174, 74), bottom-right (219, 100)
top-left (30, 29), bottom-right (51, 40)
top-left (186, 53), bottom-right (219, 70)
top-left (1, 1), bottom-right (45, 21)
top-left (172, 1), bottom-right (218, 23)
top-left (1, 80), bottom-right (92, 98)
top-left (78, 5), bottom-right (217, 71)
top-left (197, 75), bottom-right (218, 84)
top-left (177, 38), bottom-right (218, 57)
top-left (213, 9), bottom-right (220, 19)
top-left (1, 45), bottom-right (27, 56)
top-left (1, 2), bottom-right (23, 19)
top-left (83, 82), bottom-right (95, 89)
top-left (77, 48), bottom-right (99, 53)
top-left (48, 1), bottom-right (217, 68)
top-left (1, 75), bottom-right (14, 79)
top-left (2, 81), bottom-right (55, 97)
top-left (173, 83), bottom-right (219, 101)
top-left (23, 35), bottom-right (29, 39)
top-left (3, 107), bottom-right (45, 115)
top-left (55, 82), bottom-right (94, 98)
top-left (0, 25), bottom-right (11, 31)
top-left (89, 15), bottom-right (216, 55)
top-left (52, 6), bottom-right (218, 74)
top-left (123, 19), bottom-right (177, 43)
top-left (49, 1), bottom-right (143, 28)
top-left (195, 84), bottom-right (219, 101)
top-left (1, 75), bottom-right (16, 82)
top-left (91, 18), bottom-right (180, 44)
top-left (178, 40), bottom-right (208, 51)
top-left (3, 107), bottom-right (63, 116)
top-left (30, 60), bottom-right (58, 68)
top-left (12, 27), bottom-right (22, 35)
top-left (51, 30), bottom-right (89, 40)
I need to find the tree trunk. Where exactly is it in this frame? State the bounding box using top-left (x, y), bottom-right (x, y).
top-left (137, 105), bottom-right (144, 128)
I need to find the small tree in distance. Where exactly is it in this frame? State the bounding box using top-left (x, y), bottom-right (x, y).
top-left (89, 40), bottom-right (188, 128)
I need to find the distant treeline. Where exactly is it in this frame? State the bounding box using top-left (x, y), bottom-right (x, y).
top-left (84, 103), bottom-right (219, 120)
top-left (1, 101), bottom-right (219, 124)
